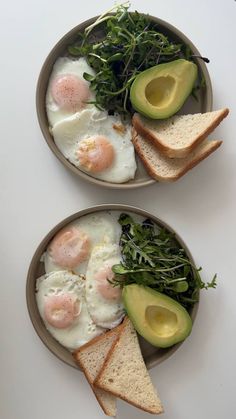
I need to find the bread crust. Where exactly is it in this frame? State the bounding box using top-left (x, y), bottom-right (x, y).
top-left (132, 108), bottom-right (228, 158)
top-left (73, 327), bottom-right (123, 416)
top-left (94, 317), bottom-right (164, 415)
top-left (73, 326), bottom-right (121, 360)
top-left (93, 319), bottom-right (127, 387)
top-left (132, 128), bottom-right (222, 182)
top-left (95, 383), bottom-right (163, 415)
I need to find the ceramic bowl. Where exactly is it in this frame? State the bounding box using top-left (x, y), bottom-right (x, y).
top-left (26, 204), bottom-right (199, 369)
top-left (36, 14), bottom-right (213, 189)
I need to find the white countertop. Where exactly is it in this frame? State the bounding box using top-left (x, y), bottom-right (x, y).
top-left (1, 0), bottom-right (236, 418)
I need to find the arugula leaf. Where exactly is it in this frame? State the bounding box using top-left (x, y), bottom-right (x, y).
top-left (111, 213), bottom-right (217, 309)
top-left (68, 3), bottom-right (188, 115)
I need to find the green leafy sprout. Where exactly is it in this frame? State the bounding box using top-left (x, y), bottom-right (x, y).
top-left (110, 213), bottom-right (217, 309)
top-left (68, 2), bottom-right (199, 115)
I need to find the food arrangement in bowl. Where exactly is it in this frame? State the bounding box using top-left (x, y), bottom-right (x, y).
top-left (36, 2), bottom-right (229, 188)
top-left (26, 205), bottom-right (217, 416)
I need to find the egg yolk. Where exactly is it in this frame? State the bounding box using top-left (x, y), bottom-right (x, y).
top-left (49, 226), bottom-right (90, 269)
top-left (44, 294), bottom-right (80, 329)
top-left (77, 136), bottom-right (115, 173)
top-left (94, 265), bottom-right (122, 301)
top-left (51, 74), bottom-right (90, 111)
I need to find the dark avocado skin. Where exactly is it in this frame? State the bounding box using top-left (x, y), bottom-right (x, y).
top-left (130, 59), bottom-right (198, 119)
top-left (122, 284), bottom-right (192, 348)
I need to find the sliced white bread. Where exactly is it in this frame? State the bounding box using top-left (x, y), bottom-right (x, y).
top-left (94, 317), bottom-right (164, 415)
top-left (132, 108), bottom-right (229, 158)
top-left (132, 128), bottom-right (222, 182)
top-left (73, 326), bottom-right (123, 417)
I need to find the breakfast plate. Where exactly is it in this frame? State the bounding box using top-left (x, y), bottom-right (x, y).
top-left (26, 204), bottom-right (199, 369)
top-left (36, 7), bottom-right (213, 189)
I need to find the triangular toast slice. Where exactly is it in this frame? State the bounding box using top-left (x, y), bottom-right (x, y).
top-left (94, 317), bottom-right (164, 415)
top-left (132, 109), bottom-right (228, 158)
top-left (132, 128), bottom-right (222, 182)
top-left (73, 325), bottom-right (123, 417)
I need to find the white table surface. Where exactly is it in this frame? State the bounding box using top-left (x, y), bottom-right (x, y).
top-left (1, 0), bottom-right (235, 418)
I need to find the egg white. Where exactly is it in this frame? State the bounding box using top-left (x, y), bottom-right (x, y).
top-left (46, 57), bottom-right (96, 127)
top-left (52, 108), bottom-right (137, 183)
top-left (36, 270), bottom-right (105, 350)
top-left (85, 243), bottom-right (125, 329)
top-left (43, 211), bottom-right (121, 276)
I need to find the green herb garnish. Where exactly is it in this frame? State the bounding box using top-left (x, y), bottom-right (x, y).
top-left (111, 213), bottom-right (217, 308)
top-left (68, 2), bottom-right (190, 114)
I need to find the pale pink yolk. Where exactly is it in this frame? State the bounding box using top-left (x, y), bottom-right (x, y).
top-left (49, 226), bottom-right (90, 269)
top-left (94, 265), bottom-right (122, 301)
top-left (77, 136), bottom-right (115, 173)
top-left (44, 294), bottom-right (80, 329)
top-left (51, 74), bottom-right (90, 111)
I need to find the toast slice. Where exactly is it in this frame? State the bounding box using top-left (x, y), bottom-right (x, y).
top-left (94, 317), bottom-right (164, 415)
top-left (132, 109), bottom-right (228, 158)
top-left (73, 326), bottom-right (123, 417)
top-left (132, 128), bottom-right (222, 182)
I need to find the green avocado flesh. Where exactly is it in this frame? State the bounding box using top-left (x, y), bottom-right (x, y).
top-left (122, 284), bottom-right (192, 348)
top-left (130, 59), bottom-right (198, 119)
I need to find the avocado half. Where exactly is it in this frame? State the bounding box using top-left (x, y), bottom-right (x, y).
top-left (130, 59), bottom-right (198, 119)
top-left (122, 284), bottom-right (192, 348)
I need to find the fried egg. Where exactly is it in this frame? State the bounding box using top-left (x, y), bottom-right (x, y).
top-left (85, 243), bottom-right (125, 329)
top-left (43, 212), bottom-right (121, 276)
top-left (52, 108), bottom-right (137, 183)
top-left (36, 270), bottom-right (105, 350)
top-left (46, 57), bottom-right (96, 127)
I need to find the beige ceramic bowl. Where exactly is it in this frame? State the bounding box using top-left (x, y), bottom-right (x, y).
top-left (26, 204), bottom-right (199, 370)
top-left (36, 14), bottom-right (213, 189)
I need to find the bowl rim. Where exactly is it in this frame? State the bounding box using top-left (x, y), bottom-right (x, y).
top-left (36, 13), bottom-right (213, 190)
top-left (26, 204), bottom-right (199, 370)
